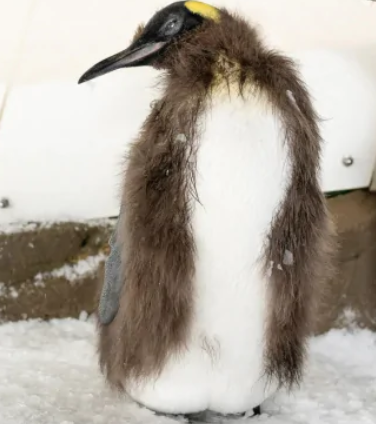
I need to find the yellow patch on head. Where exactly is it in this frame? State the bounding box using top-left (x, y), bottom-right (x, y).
top-left (184, 1), bottom-right (220, 22)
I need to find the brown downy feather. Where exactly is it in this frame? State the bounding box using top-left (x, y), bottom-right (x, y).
top-left (131, 23), bottom-right (145, 43)
top-left (98, 9), bottom-right (336, 392)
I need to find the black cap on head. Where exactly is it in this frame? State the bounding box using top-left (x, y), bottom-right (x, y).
top-left (78, 1), bottom-right (220, 84)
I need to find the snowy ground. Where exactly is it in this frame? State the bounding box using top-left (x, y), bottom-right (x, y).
top-left (0, 317), bottom-right (375, 424)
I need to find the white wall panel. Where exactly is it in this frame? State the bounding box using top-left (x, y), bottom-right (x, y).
top-left (230, 0), bottom-right (376, 51)
top-left (294, 48), bottom-right (376, 193)
top-left (0, 70), bottom-right (158, 224)
top-left (0, 0), bottom-right (35, 84)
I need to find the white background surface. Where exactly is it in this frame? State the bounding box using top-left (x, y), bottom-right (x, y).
top-left (0, 0), bottom-right (376, 224)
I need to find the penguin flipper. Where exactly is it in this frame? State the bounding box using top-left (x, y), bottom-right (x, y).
top-left (98, 218), bottom-right (123, 325)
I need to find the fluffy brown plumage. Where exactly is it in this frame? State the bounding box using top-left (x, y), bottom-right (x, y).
top-left (97, 7), bottom-right (335, 395)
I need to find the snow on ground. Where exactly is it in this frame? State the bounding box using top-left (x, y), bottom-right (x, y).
top-left (0, 318), bottom-right (375, 424)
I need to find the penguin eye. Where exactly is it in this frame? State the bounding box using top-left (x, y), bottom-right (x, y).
top-left (162, 15), bottom-right (183, 37)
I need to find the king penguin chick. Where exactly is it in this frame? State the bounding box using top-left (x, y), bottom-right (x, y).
top-left (78, 1), bottom-right (335, 419)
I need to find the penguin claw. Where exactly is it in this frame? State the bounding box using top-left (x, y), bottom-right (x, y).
top-left (252, 405), bottom-right (261, 416)
top-left (180, 406), bottom-right (262, 423)
top-left (147, 405), bottom-right (262, 423)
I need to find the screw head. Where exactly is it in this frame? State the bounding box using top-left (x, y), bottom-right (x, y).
top-left (0, 198), bottom-right (10, 209)
top-left (342, 156), bottom-right (354, 167)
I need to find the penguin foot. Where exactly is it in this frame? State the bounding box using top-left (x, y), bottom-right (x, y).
top-left (142, 403), bottom-right (262, 423)
top-left (252, 405), bottom-right (261, 416)
top-left (172, 406), bottom-right (262, 423)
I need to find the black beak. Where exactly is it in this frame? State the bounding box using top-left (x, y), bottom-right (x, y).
top-left (78, 39), bottom-right (167, 84)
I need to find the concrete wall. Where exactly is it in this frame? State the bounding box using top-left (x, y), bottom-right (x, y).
top-left (1, 0), bottom-right (376, 224)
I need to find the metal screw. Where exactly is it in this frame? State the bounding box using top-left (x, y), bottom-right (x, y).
top-left (0, 198), bottom-right (10, 209)
top-left (342, 156), bottom-right (354, 167)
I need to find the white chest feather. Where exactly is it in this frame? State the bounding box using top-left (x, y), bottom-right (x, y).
top-left (127, 90), bottom-right (291, 415)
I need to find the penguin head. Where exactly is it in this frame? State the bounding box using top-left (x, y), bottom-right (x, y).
top-left (78, 1), bottom-right (221, 83)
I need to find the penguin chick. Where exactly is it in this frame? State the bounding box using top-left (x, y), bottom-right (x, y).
top-left (79, 1), bottom-right (335, 417)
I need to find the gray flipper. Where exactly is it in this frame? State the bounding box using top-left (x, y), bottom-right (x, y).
top-left (98, 216), bottom-right (123, 325)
